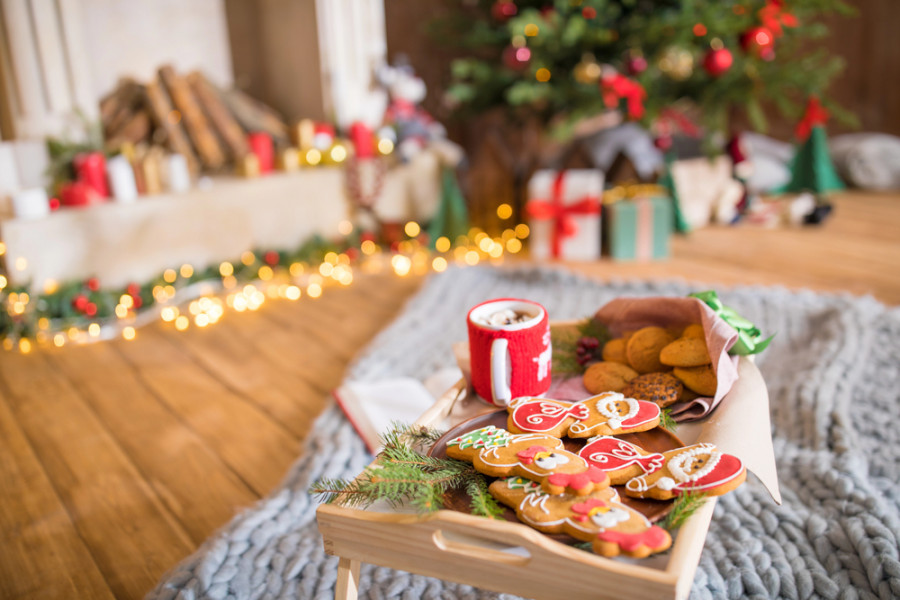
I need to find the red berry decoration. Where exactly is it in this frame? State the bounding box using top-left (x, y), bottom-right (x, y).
top-left (741, 26), bottom-right (775, 56)
top-left (502, 45), bottom-right (532, 70)
top-left (264, 251), bottom-right (280, 266)
top-left (72, 294), bottom-right (89, 311)
top-left (84, 302), bottom-right (98, 317)
top-left (582, 6), bottom-right (597, 19)
top-left (703, 47), bottom-right (733, 77)
top-left (575, 336), bottom-right (602, 367)
top-left (49, 197), bottom-right (61, 211)
top-left (491, 0), bottom-right (517, 22)
top-left (126, 282), bottom-right (141, 297)
top-left (654, 135), bottom-right (673, 151)
top-left (86, 277), bottom-right (100, 292)
top-left (132, 295), bottom-right (143, 309)
top-left (625, 54), bottom-right (648, 75)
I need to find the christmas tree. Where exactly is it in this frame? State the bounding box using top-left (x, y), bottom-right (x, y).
top-left (440, 0), bottom-right (853, 144)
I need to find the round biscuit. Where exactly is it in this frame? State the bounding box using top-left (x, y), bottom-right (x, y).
top-left (625, 326), bottom-right (677, 374)
top-left (583, 361), bottom-right (639, 394)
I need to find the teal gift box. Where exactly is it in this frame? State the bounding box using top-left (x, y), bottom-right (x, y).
top-left (605, 187), bottom-right (673, 260)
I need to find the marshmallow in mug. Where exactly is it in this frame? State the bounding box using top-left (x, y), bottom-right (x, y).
top-left (476, 308), bottom-right (537, 327)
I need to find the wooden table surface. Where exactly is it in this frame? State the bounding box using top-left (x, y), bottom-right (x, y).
top-left (1, 191), bottom-right (898, 599)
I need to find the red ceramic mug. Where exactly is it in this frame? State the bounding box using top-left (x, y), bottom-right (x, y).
top-left (467, 298), bottom-right (552, 406)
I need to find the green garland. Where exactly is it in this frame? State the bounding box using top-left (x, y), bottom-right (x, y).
top-left (0, 235), bottom-right (349, 345)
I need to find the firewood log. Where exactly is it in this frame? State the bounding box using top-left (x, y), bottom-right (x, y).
top-left (158, 65), bottom-right (226, 170)
top-left (143, 78), bottom-right (199, 174)
top-left (220, 87), bottom-right (289, 146)
top-left (187, 71), bottom-right (249, 162)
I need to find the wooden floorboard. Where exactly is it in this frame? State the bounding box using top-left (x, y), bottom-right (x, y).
top-left (44, 341), bottom-right (257, 545)
top-left (0, 191), bottom-right (897, 599)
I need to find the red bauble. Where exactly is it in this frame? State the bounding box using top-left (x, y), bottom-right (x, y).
top-left (264, 251), bottom-right (280, 266)
top-left (72, 294), bottom-right (89, 311)
top-left (625, 54), bottom-right (648, 75)
top-left (87, 277), bottom-right (100, 292)
top-left (703, 47), bottom-right (733, 77)
top-left (582, 6), bottom-right (597, 19)
top-left (127, 282), bottom-right (141, 297)
top-left (741, 26), bottom-right (775, 56)
top-left (84, 302), bottom-right (98, 317)
top-left (502, 45), bottom-right (532, 70)
top-left (491, 0), bottom-right (517, 21)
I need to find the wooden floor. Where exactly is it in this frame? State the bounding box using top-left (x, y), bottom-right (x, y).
top-left (1, 191), bottom-right (898, 599)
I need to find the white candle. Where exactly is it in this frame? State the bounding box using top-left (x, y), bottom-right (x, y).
top-left (11, 187), bottom-right (50, 219)
top-left (107, 155), bottom-right (138, 202)
top-left (167, 154), bottom-right (191, 193)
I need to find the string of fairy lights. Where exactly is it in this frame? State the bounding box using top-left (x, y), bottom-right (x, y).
top-left (0, 211), bottom-right (530, 354)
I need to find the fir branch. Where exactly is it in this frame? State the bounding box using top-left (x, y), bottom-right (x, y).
top-left (661, 491), bottom-right (709, 531)
top-left (381, 421), bottom-right (445, 450)
top-left (465, 476), bottom-right (504, 519)
top-left (310, 422), bottom-right (497, 516)
top-left (573, 541), bottom-right (594, 553)
top-left (660, 408), bottom-right (678, 432)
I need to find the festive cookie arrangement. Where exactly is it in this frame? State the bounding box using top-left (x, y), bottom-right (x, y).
top-left (446, 413), bottom-right (746, 557)
top-left (314, 292), bottom-right (771, 565)
top-left (584, 323), bottom-right (719, 409)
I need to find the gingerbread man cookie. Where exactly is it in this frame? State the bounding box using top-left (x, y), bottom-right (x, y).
top-left (445, 426), bottom-right (609, 496)
top-left (506, 393), bottom-right (661, 439)
top-left (579, 436), bottom-right (746, 500)
top-left (489, 476), bottom-right (672, 558)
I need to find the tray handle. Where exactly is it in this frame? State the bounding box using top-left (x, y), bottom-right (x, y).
top-left (431, 528), bottom-right (531, 567)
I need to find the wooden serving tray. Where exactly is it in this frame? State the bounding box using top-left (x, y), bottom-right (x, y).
top-left (317, 322), bottom-right (769, 600)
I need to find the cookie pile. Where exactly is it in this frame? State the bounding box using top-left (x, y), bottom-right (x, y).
top-left (445, 393), bottom-right (747, 560)
top-left (584, 324), bottom-right (717, 408)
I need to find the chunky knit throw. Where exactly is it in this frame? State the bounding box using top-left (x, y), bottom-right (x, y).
top-left (147, 266), bottom-right (900, 600)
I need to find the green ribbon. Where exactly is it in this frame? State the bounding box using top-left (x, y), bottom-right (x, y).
top-left (689, 291), bottom-right (774, 356)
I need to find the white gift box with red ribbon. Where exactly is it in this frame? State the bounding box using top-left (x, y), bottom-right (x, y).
top-left (526, 169), bottom-right (603, 261)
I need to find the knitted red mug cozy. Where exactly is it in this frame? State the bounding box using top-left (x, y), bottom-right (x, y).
top-left (467, 298), bottom-right (552, 406)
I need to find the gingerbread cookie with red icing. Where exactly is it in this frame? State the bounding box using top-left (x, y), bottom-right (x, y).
top-left (579, 436), bottom-right (747, 500)
top-left (506, 393), bottom-right (661, 440)
top-left (488, 476), bottom-right (672, 558)
top-left (445, 426), bottom-right (609, 496)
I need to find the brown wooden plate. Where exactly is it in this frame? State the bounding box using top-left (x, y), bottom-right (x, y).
top-left (429, 409), bottom-right (683, 535)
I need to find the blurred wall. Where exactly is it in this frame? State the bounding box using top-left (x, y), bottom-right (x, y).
top-left (81, 0), bottom-right (233, 97)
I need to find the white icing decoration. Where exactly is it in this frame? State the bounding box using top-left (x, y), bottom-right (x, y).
top-left (534, 453), bottom-right (570, 469)
top-left (667, 444), bottom-right (721, 483)
top-left (597, 393), bottom-right (639, 431)
top-left (591, 507), bottom-right (631, 529)
top-left (656, 477), bottom-right (677, 491)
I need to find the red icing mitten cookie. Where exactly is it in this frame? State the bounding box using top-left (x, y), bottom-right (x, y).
top-left (505, 393), bottom-right (660, 439)
top-left (488, 476), bottom-right (672, 559)
top-left (446, 426), bottom-right (609, 496)
top-left (580, 437), bottom-right (746, 500)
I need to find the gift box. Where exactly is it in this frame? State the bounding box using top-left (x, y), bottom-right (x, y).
top-left (605, 185), bottom-right (673, 260)
top-left (526, 169), bottom-right (603, 261)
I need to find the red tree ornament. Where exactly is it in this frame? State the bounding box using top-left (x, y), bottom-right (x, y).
top-left (625, 54), bottom-right (648, 75)
top-left (703, 47), bottom-right (733, 77)
top-left (741, 26), bottom-right (775, 58)
top-left (503, 45), bottom-right (532, 70)
top-left (491, 0), bottom-right (517, 21)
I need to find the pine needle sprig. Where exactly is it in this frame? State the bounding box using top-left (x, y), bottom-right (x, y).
top-left (661, 490), bottom-right (709, 531)
top-left (310, 422), bottom-right (502, 517)
top-left (660, 408), bottom-right (678, 432)
top-left (465, 476), bottom-right (505, 520)
top-left (382, 421), bottom-right (445, 450)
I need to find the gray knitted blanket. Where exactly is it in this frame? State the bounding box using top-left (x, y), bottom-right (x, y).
top-left (147, 266), bottom-right (900, 600)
